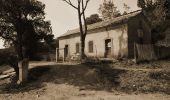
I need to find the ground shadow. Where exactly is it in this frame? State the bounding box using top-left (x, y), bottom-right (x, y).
top-left (46, 63), bottom-right (126, 92)
top-left (0, 63), bottom-right (127, 94)
top-left (0, 66), bottom-right (50, 94)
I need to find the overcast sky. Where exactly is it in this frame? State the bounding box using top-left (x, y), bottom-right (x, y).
top-left (40, 0), bottom-right (139, 37)
top-left (0, 0), bottom-right (139, 48)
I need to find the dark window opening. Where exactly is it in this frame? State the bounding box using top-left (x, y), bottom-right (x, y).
top-left (76, 43), bottom-right (80, 53)
top-left (88, 41), bottom-right (94, 53)
top-left (65, 45), bottom-right (69, 57)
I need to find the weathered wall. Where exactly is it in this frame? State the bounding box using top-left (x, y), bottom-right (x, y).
top-left (128, 15), bottom-right (151, 58)
top-left (140, 16), bottom-right (152, 43)
top-left (58, 24), bottom-right (128, 58)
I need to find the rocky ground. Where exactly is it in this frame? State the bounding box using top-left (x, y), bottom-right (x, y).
top-left (0, 60), bottom-right (169, 100)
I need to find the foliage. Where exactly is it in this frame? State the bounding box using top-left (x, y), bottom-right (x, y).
top-left (86, 14), bottom-right (102, 25)
top-left (138, 0), bottom-right (170, 43)
top-left (122, 3), bottom-right (131, 15)
top-left (99, 0), bottom-right (121, 20)
top-left (0, 0), bottom-right (53, 60)
top-left (0, 47), bottom-right (15, 65)
top-left (0, 0), bottom-right (53, 80)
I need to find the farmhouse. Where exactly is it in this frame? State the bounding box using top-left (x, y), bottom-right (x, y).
top-left (57, 10), bottom-right (151, 60)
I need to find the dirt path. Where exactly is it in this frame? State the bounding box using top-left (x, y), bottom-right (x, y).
top-left (0, 61), bottom-right (169, 100)
top-left (0, 83), bottom-right (169, 100)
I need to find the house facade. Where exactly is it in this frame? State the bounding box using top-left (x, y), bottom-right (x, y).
top-left (57, 10), bottom-right (151, 60)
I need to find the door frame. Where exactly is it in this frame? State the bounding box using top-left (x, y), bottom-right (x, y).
top-left (104, 38), bottom-right (113, 58)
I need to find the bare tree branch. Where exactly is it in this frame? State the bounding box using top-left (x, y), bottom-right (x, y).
top-left (81, 0), bottom-right (87, 36)
top-left (81, 0), bottom-right (90, 15)
top-left (84, 0), bottom-right (90, 11)
top-left (62, 0), bottom-right (90, 59)
top-left (63, 0), bottom-right (78, 9)
top-left (78, 0), bottom-right (81, 3)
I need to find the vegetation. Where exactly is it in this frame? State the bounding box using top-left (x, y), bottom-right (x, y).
top-left (0, 0), bottom-right (53, 81)
top-left (138, 0), bottom-right (170, 43)
top-left (86, 14), bottom-right (102, 25)
top-left (1, 61), bottom-right (169, 95)
top-left (62, 0), bottom-right (90, 60)
top-left (99, 0), bottom-right (121, 20)
top-left (122, 3), bottom-right (131, 15)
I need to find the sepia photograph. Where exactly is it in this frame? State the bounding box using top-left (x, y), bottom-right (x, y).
top-left (0, 0), bottom-right (170, 100)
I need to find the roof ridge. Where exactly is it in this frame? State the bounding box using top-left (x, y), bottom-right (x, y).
top-left (58, 10), bottom-right (142, 38)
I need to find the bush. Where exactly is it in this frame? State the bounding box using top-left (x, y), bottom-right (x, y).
top-left (0, 48), bottom-right (17, 66)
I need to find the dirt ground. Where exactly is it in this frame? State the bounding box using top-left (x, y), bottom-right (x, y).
top-left (0, 84), bottom-right (169, 100)
top-left (0, 61), bottom-right (170, 100)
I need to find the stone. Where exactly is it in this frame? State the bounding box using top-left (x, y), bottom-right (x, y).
top-left (17, 58), bottom-right (29, 84)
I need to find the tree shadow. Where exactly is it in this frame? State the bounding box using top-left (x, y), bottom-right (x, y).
top-left (0, 66), bottom-right (50, 94)
top-left (0, 63), bottom-right (127, 94)
top-left (88, 63), bottom-right (127, 91)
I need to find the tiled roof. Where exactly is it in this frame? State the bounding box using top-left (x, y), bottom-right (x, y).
top-left (59, 10), bottom-right (142, 38)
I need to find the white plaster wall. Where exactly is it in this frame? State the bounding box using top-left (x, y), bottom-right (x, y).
top-left (58, 24), bottom-right (128, 58)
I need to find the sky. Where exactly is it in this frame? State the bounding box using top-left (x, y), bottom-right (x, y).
top-left (40, 0), bottom-right (139, 37)
top-left (0, 0), bottom-right (139, 48)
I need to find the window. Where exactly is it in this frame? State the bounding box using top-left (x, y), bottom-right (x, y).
top-left (76, 43), bottom-right (80, 53)
top-left (88, 41), bottom-right (94, 53)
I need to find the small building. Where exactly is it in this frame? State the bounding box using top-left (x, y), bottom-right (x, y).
top-left (57, 10), bottom-right (151, 60)
top-left (155, 28), bottom-right (170, 59)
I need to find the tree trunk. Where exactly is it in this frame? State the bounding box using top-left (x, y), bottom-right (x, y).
top-left (78, 8), bottom-right (86, 60)
top-left (80, 36), bottom-right (86, 60)
top-left (63, 0), bottom-right (89, 61)
top-left (13, 64), bottom-right (19, 81)
top-left (12, 22), bottom-right (24, 82)
top-left (15, 21), bottom-right (24, 60)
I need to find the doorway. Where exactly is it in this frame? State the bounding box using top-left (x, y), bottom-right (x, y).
top-left (105, 39), bottom-right (112, 58)
top-left (64, 45), bottom-right (69, 58)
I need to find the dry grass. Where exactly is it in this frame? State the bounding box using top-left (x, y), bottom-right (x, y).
top-left (88, 60), bottom-right (170, 94)
top-left (117, 70), bottom-right (170, 94)
top-left (0, 61), bottom-right (169, 95)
